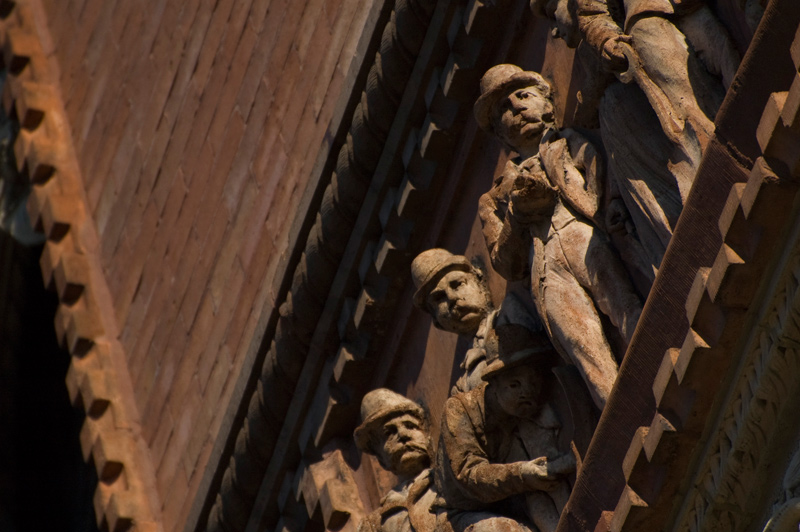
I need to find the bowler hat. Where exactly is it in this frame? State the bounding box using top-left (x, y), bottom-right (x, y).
top-left (354, 388), bottom-right (427, 453)
top-left (474, 64), bottom-right (551, 132)
top-left (481, 346), bottom-right (556, 381)
top-left (411, 249), bottom-right (474, 309)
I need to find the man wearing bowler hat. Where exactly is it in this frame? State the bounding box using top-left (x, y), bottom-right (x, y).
top-left (435, 345), bottom-right (576, 532)
top-left (411, 248), bottom-right (551, 395)
top-left (355, 389), bottom-right (438, 532)
top-left (474, 64), bottom-right (643, 410)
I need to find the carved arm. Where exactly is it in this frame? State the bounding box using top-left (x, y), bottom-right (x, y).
top-left (575, 0), bottom-right (624, 55)
top-left (478, 167), bottom-right (533, 283)
top-left (440, 396), bottom-right (531, 504)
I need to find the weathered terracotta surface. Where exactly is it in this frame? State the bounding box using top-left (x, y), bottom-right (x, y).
top-left (410, 249), bottom-right (552, 395)
top-left (12, 0), bottom-right (792, 530)
top-left (354, 389), bottom-right (438, 532)
top-left (474, 65), bottom-right (643, 409)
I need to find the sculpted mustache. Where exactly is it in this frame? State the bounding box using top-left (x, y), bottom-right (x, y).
top-left (401, 442), bottom-right (429, 453)
top-left (452, 303), bottom-right (480, 315)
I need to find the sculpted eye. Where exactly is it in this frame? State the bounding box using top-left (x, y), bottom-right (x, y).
top-left (516, 90), bottom-right (529, 99)
top-left (430, 291), bottom-right (446, 304)
top-left (450, 279), bottom-right (463, 290)
top-left (384, 425), bottom-right (397, 437)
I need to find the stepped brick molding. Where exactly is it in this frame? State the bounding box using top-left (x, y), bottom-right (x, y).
top-left (0, 1), bottom-right (162, 530)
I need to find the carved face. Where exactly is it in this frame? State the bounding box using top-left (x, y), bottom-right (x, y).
top-left (492, 86), bottom-right (554, 155)
top-left (376, 413), bottom-right (431, 479)
top-left (491, 364), bottom-right (546, 419)
top-left (426, 270), bottom-right (490, 335)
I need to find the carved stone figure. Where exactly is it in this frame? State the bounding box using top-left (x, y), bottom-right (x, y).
top-left (435, 347), bottom-right (576, 532)
top-left (587, 0), bottom-right (740, 268)
top-left (474, 64), bottom-right (643, 409)
top-left (577, 0), bottom-right (739, 157)
top-left (410, 248), bottom-right (551, 394)
top-left (533, 0), bottom-right (741, 272)
top-left (355, 389), bottom-right (438, 532)
top-left (576, 0), bottom-right (740, 254)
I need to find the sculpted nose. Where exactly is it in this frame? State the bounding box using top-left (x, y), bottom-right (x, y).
top-left (445, 288), bottom-right (459, 306)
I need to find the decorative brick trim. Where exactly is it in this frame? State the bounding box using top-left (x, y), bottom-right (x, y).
top-left (204, 0), bottom-right (439, 530)
top-left (594, 23), bottom-right (800, 532)
top-left (0, 1), bottom-right (163, 531)
top-left (204, 0), bottom-right (525, 529)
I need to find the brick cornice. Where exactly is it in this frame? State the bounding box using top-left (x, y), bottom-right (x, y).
top-left (556, 1), bottom-right (800, 530)
top-left (202, 0), bottom-right (530, 529)
top-left (0, 1), bottom-right (162, 531)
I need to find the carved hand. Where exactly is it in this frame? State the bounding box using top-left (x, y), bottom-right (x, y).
top-left (601, 34), bottom-right (632, 72)
top-left (509, 166), bottom-right (557, 222)
top-left (520, 454), bottom-right (575, 491)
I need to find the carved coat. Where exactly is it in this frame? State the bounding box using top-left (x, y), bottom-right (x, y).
top-left (577, 0), bottom-right (740, 239)
top-left (479, 128), bottom-right (606, 284)
top-left (359, 469), bottom-right (438, 532)
top-left (576, 0), bottom-right (739, 190)
top-left (478, 128), bottom-right (641, 408)
top-left (435, 382), bottom-right (566, 512)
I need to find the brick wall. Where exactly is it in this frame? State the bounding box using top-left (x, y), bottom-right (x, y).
top-left (38, 0), bottom-right (374, 529)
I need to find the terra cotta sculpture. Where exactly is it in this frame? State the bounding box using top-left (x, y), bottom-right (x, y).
top-left (474, 64), bottom-right (643, 409)
top-left (577, 0), bottom-right (740, 200)
top-left (436, 347), bottom-right (575, 532)
top-left (411, 248), bottom-right (551, 395)
top-left (355, 389), bottom-right (438, 532)
top-left (533, 0), bottom-right (741, 275)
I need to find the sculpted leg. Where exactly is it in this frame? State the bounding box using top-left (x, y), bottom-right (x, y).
top-left (526, 491), bottom-right (560, 532)
top-left (599, 81), bottom-right (682, 256)
top-left (582, 233), bottom-right (643, 346)
top-left (628, 16), bottom-right (722, 149)
top-left (541, 262), bottom-right (618, 409)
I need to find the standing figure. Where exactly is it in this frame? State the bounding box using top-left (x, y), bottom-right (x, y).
top-left (474, 64), bottom-right (643, 409)
top-left (436, 347), bottom-right (576, 532)
top-left (533, 0), bottom-right (741, 270)
top-left (578, 0), bottom-right (740, 198)
top-left (354, 389), bottom-right (438, 532)
top-left (410, 248), bottom-right (551, 394)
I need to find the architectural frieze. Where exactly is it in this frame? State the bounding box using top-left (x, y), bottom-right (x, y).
top-left (205, 0), bottom-right (443, 529)
top-left (3, 0), bottom-right (795, 530)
